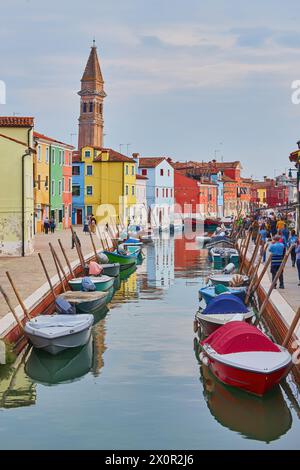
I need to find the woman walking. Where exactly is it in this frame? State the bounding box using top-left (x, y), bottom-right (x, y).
top-left (83, 218), bottom-right (89, 234)
top-left (288, 229), bottom-right (298, 267)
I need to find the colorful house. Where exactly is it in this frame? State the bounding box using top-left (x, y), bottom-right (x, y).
top-left (72, 151), bottom-right (85, 224)
top-left (74, 146), bottom-right (137, 224)
top-left (137, 156), bottom-right (174, 229)
top-left (135, 174), bottom-right (148, 226)
top-left (0, 116), bottom-right (35, 256)
top-left (33, 132), bottom-right (50, 233)
top-left (62, 147), bottom-right (73, 229)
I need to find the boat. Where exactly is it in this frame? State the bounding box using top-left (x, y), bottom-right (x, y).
top-left (57, 291), bottom-right (109, 314)
top-left (25, 338), bottom-right (93, 385)
top-left (200, 321), bottom-right (292, 396)
top-left (195, 294), bottom-right (255, 336)
top-left (210, 247), bottom-right (239, 269)
top-left (205, 236), bottom-right (235, 250)
top-left (123, 237), bottom-right (143, 246)
top-left (209, 273), bottom-right (249, 286)
top-left (200, 365), bottom-right (292, 442)
top-left (102, 250), bottom-right (137, 271)
top-left (24, 314), bottom-right (94, 356)
top-left (199, 285), bottom-right (247, 305)
top-left (204, 218), bottom-right (220, 233)
top-left (98, 263), bottom-right (120, 277)
top-left (119, 264), bottom-right (137, 281)
top-left (68, 275), bottom-right (115, 292)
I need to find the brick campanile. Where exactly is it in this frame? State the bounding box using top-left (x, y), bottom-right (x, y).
top-left (78, 41), bottom-right (106, 150)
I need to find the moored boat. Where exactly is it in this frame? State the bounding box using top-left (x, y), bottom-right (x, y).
top-left (200, 321), bottom-right (292, 396)
top-left (210, 247), bottom-right (239, 269)
top-left (195, 294), bottom-right (255, 336)
top-left (57, 291), bottom-right (109, 314)
top-left (24, 314), bottom-right (94, 356)
top-left (102, 250), bottom-right (137, 271)
top-left (209, 273), bottom-right (249, 286)
top-left (68, 275), bottom-right (115, 292)
top-left (199, 285), bottom-right (247, 305)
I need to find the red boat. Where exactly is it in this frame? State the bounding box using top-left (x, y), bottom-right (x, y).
top-left (200, 321), bottom-right (292, 396)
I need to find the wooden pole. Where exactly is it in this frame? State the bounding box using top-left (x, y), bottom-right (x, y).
top-left (245, 252), bottom-right (263, 305)
top-left (38, 252), bottom-right (56, 300)
top-left (49, 243), bottom-right (69, 287)
top-left (251, 253), bottom-right (272, 294)
top-left (239, 230), bottom-right (251, 274)
top-left (0, 285), bottom-right (24, 331)
top-left (255, 245), bottom-right (293, 325)
top-left (108, 225), bottom-right (118, 250)
top-left (49, 243), bottom-right (66, 293)
top-left (282, 307), bottom-right (300, 348)
top-left (88, 226), bottom-right (98, 259)
top-left (5, 272), bottom-right (31, 320)
top-left (58, 239), bottom-right (74, 277)
top-left (70, 226), bottom-right (85, 269)
top-left (246, 233), bottom-right (261, 275)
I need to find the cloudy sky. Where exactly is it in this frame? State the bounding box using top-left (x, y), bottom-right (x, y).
top-left (1, 0), bottom-right (300, 178)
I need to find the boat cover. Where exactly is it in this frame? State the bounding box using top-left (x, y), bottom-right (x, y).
top-left (214, 284), bottom-right (230, 295)
top-left (202, 294), bottom-right (248, 315)
top-left (89, 261), bottom-right (103, 276)
top-left (55, 297), bottom-right (76, 315)
top-left (81, 277), bottom-right (96, 292)
top-left (202, 321), bottom-right (280, 354)
top-left (125, 238), bottom-right (140, 244)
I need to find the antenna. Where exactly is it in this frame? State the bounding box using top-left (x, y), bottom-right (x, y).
top-left (126, 143), bottom-right (132, 156)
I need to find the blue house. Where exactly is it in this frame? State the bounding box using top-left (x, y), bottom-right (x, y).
top-left (72, 156), bottom-right (85, 225)
top-left (210, 171), bottom-right (224, 218)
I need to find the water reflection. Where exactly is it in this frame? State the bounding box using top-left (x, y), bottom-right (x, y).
top-left (146, 237), bottom-right (174, 288)
top-left (0, 348), bottom-right (36, 408)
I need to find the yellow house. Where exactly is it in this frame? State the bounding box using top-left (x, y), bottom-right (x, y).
top-left (81, 146), bottom-right (136, 224)
top-left (257, 187), bottom-right (267, 206)
top-left (0, 117), bottom-right (35, 256)
top-left (33, 132), bottom-right (50, 233)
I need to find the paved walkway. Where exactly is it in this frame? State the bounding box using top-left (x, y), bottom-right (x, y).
top-left (0, 227), bottom-right (107, 320)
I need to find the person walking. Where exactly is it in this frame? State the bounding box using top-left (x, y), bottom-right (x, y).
top-left (296, 239), bottom-right (300, 285)
top-left (83, 218), bottom-right (89, 234)
top-left (259, 223), bottom-right (268, 262)
top-left (288, 229), bottom-right (298, 267)
top-left (43, 217), bottom-right (49, 235)
top-left (90, 214), bottom-right (97, 234)
top-left (269, 235), bottom-right (285, 289)
top-left (50, 218), bottom-right (56, 234)
top-left (281, 224), bottom-right (290, 245)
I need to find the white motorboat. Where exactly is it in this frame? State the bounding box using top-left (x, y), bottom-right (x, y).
top-left (24, 314), bottom-right (94, 355)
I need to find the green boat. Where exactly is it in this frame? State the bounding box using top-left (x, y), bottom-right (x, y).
top-left (102, 250), bottom-right (137, 271)
top-left (58, 291), bottom-right (109, 314)
top-left (68, 276), bottom-right (115, 292)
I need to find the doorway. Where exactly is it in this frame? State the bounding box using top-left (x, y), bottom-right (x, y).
top-left (76, 209), bottom-right (83, 225)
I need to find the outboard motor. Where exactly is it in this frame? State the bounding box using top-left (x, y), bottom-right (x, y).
top-left (81, 277), bottom-right (97, 292)
top-left (223, 262), bottom-right (235, 274)
top-left (55, 297), bottom-right (76, 315)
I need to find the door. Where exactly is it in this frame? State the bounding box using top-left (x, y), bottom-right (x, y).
top-left (77, 209), bottom-right (83, 225)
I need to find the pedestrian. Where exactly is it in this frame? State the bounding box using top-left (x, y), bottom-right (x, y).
top-left (281, 224), bottom-right (290, 245)
top-left (83, 218), bottom-right (89, 234)
top-left (296, 239), bottom-right (300, 285)
top-left (269, 235), bottom-right (285, 289)
top-left (50, 218), bottom-right (56, 234)
top-left (259, 223), bottom-right (268, 262)
top-left (276, 217), bottom-right (285, 232)
top-left (43, 217), bottom-right (49, 235)
top-left (251, 220), bottom-right (259, 243)
top-left (288, 229), bottom-right (298, 267)
top-left (91, 214), bottom-right (97, 234)
top-left (71, 231), bottom-right (81, 249)
top-left (270, 217), bottom-right (277, 237)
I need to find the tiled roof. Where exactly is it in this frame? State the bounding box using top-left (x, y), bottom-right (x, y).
top-left (172, 160), bottom-right (241, 170)
top-left (222, 175), bottom-right (237, 183)
top-left (139, 157), bottom-right (165, 168)
top-left (34, 131), bottom-right (74, 149)
top-left (0, 116), bottom-right (34, 127)
top-left (136, 174), bottom-right (148, 180)
top-left (81, 44), bottom-right (103, 83)
top-left (94, 148), bottom-right (134, 163)
top-left (0, 133), bottom-right (36, 152)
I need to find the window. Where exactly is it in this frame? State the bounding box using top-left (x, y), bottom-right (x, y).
top-left (51, 180), bottom-right (55, 197)
top-left (37, 174), bottom-right (41, 190)
top-left (125, 185), bottom-right (129, 196)
top-left (52, 149), bottom-right (55, 165)
top-left (58, 180), bottom-right (62, 196)
top-left (85, 150), bottom-right (91, 158)
top-left (69, 204), bottom-right (72, 217)
top-left (166, 188), bottom-right (168, 198)
top-left (87, 205), bottom-right (93, 216)
top-left (156, 188), bottom-right (159, 198)
top-left (59, 150), bottom-right (63, 166)
top-left (132, 185), bottom-right (135, 196)
top-left (64, 152), bottom-right (67, 166)
top-left (37, 145), bottom-right (41, 162)
top-left (72, 185), bottom-right (80, 197)
top-left (125, 165), bottom-right (129, 175)
top-left (72, 165), bottom-right (80, 176)
top-left (141, 169), bottom-right (147, 176)
top-left (46, 147), bottom-right (49, 164)
top-left (160, 169), bottom-right (164, 176)
top-left (132, 166), bottom-right (135, 176)
top-left (87, 165), bottom-right (93, 176)
top-left (162, 188), bottom-right (165, 197)
top-left (83, 103), bottom-right (87, 113)
top-left (59, 209), bottom-right (63, 223)
top-left (68, 178), bottom-right (72, 192)
top-left (62, 177), bottom-right (65, 192)
top-left (89, 102), bottom-right (93, 113)
top-left (45, 176), bottom-right (48, 189)
top-left (168, 170), bottom-right (170, 177)
top-left (86, 186), bottom-right (93, 196)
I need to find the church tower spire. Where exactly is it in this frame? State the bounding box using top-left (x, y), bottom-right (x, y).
top-left (78, 42), bottom-right (106, 150)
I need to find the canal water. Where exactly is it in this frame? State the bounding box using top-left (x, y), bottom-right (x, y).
top-left (0, 235), bottom-right (300, 450)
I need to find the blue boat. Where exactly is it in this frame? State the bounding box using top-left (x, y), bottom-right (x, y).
top-left (199, 285), bottom-right (247, 305)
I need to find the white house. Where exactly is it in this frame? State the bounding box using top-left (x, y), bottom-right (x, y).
top-left (134, 155), bottom-right (174, 230)
top-left (135, 174), bottom-right (148, 226)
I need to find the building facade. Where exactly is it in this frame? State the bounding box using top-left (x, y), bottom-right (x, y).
top-left (0, 117), bottom-right (35, 256)
top-left (135, 174), bottom-right (148, 226)
top-left (33, 132), bottom-right (50, 233)
top-left (72, 151), bottom-right (85, 224)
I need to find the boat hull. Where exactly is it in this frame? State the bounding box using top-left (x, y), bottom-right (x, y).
top-left (195, 311), bottom-right (254, 337)
top-left (101, 263), bottom-right (120, 277)
top-left (26, 326), bottom-right (93, 356)
top-left (69, 276), bottom-right (115, 292)
top-left (103, 250), bottom-right (137, 271)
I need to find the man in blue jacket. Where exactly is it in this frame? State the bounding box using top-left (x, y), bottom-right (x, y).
top-left (269, 235), bottom-right (285, 289)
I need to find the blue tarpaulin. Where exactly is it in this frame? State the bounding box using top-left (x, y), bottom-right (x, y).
top-left (202, 293), bottom-right (248, 315)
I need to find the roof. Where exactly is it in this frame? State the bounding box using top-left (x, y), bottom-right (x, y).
top-left (81, 44), bottom-right (103, 83)
top-left (0, 116), bottom-right (34, 127)
top-left (138, 157), bottom-right (166, 168)
top-left (94, 148), bottom-right (134, 163)
top-left (136, 174), bottom-right (148, 180)
top-left (172, 160), bottom-right (241, 170)
top-left (34, 131), bottom-right (74, 149)
top-left (222, 175), bottom-right (237, 183)
top-left (0, 133), bottom-right (36, 152)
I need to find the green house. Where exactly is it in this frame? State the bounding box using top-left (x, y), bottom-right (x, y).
top-left (50, 145), bottom-right (64, 230)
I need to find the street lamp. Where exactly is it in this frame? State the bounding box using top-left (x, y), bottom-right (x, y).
top-left (288, 163), bottom-right (300, 233)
